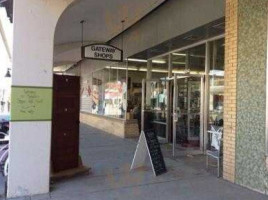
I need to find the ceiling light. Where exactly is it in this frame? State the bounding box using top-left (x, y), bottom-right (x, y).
top-left (139, 68), bottom-right (147, 72)
top-left (151, 69), bottom-right (168, 73)
top-left (152, 60), bottom-right (166, 64)
top-left (172, 53), bottom-right (186, 56)
top-left (106, 66), bottom-right (138, 71)
top-left (172, 70), bottom-right (184, 74)
top-left (172, 62), bottom-right (186, 65)
top-left (127, 58), bottom-right (147, 63)
top-left (127, 58), bottom-right (166, 64)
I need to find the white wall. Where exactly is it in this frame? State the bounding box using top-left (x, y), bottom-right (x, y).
top-left (8, 0), bottom-right (76, 198)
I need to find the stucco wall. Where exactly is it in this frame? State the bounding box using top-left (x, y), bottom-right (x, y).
top-left (236, 0), bottom-right (268, 193)
top-left (9, 0), bottom-right (76, 198)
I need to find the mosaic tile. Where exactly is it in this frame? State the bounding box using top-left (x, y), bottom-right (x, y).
top-left (236, 0), bottom-right (268, 193)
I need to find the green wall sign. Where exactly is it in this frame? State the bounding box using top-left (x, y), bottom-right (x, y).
top-left (11, 86), bottom-right (52, 121)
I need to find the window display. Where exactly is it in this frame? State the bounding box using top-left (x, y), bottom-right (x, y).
top-left (92, 65), bottom-right (127, 119)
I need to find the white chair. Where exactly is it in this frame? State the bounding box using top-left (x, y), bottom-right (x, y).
top-left (206, 126), bottom-right (223, 177)
top-left (4, 158), bottom-right (8, 177)
top-left (0, 144), bottom-right (8, 176)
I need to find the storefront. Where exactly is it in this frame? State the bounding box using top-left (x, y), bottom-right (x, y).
top-left (78, 60), bottom-right (141, 138)
top-left (7, 0), bottom-right (268, 198)
top-left (77, 22), bottom-right (225, 156)
top-left (140, 36), bottom-right (224, 154)
top-left (64, 0), bottom-right (268, 197)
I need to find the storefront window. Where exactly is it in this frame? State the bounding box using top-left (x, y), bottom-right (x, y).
top-left (92, 69), bottom-right (107, 116)
top-left (89, 38), bottom-right (224, 138)
top-left (143, 56), bottom-right (169, 139)
top-left (151, 55), bottom-right (169, 79)
top-left (126, 60), bottom-right (147, 113)
top-left (209, 38), bottom-right (225, 126)
top-left (172, 44), bottom-right (206, 74)
top-left (92, 63), bottom-right (127, 119)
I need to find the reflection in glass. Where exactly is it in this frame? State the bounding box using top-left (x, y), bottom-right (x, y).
top-left (175, 77), bottom-right (201, 148)
top-left (151, 55), bottom-right (169, 79)
top-left (209, 38), bottom-right (225, 127)
top-left (92, 63), bottom-right (127, 119)
top-left (144, 79), bottom-right (168, 139)
top-left (172, 44), bottom-right (206, 74)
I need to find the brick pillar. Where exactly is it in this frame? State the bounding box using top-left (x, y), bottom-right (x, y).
top-left (223, 0), bottom-right (238, 183)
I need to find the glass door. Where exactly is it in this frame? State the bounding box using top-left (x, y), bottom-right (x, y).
top-left (142, 78), bottom-right (168, 142)
top-left (172, 75), bottom-right (204, 156)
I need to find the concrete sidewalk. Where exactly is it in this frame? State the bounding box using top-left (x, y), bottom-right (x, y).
top-left (11, 124), bottom-right (268, 200)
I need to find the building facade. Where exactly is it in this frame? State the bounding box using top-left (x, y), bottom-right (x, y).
top-left (69, 0), bottom-right (268, 194)
top-left (5, 0), bottom-right (268, 198)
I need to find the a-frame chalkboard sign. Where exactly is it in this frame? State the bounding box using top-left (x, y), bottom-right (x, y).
top-left (130, 130), bottom-right (167, 176)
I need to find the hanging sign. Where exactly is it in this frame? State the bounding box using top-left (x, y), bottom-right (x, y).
top-left (130, 130), bottom-right (167, 176)
top-left (82, 44), bottom-right (123, 62)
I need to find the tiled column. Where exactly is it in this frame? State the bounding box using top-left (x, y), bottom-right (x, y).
top-left (223, 0), bottom-right (238, 183)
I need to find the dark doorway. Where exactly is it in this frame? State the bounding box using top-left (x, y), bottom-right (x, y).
top-left (51, 75), bottom-right (80, 172)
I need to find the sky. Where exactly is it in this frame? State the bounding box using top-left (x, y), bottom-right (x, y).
top-left (0, 7), bottom-right (13, 113)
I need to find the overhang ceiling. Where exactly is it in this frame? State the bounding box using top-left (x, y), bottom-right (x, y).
top-left (131, 18), bottom-right (225, 59)
top-left (54, 0), bottom-right (166, 71)
top-left (55, 0), bottom-right (165, 45)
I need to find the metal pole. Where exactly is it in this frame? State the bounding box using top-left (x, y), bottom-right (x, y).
top-left (200, 76), bottom-right (205, 151)
top-left (79, 20), bottom-right (85, 77)
top-left (146, 60), bottom-right (152, 106)
top-left (166, 54), bottom-right (172, 142)
top-left (141, 79), bottom-right (145, 132)
top-left (187, 78), bottom-right (190, 141)
top-left (204, 41), bottom-right (211, 151)
top-left (172, 75), bottom-right (177, 157)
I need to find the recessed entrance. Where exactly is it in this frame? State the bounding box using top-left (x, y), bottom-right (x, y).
top-left (141, 74), bottom-right (205, 156)
top-left (141, 37), bottom-right (225, 157)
